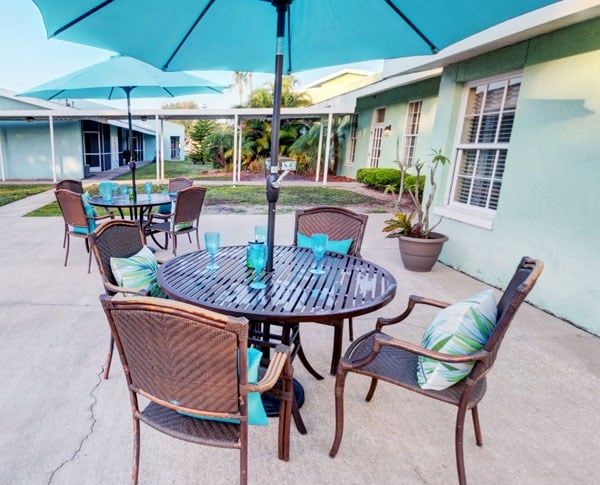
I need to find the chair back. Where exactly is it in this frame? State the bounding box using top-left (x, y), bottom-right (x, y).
top-left (100, 295), bottom-right (249, 420)
top-left (168, 177), bottom-right (193, 193)
top-left (294, 206), bottom-right (368, 257)
top-left (55, 189), bottom-right (88, 229)
top-left (173, 186), bottom-right (207, 226)
top-left (472, 257), bottom-right (543, 379)
top-left (89, 220), bottom-right (145, 294)
top-left (55, 179), bottom-right (83, 194)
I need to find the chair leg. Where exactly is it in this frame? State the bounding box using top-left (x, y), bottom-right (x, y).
top-left (172, 233), bottom-right (177, 256)
top-left (330, 323), bottom-right (344, 375)
top-left (365, 378), bottom-right (379, 402)
top-left (132, 416), bottom-right (140, 485)
top-left (240, 426), bottom-right (248, 485)
top-left (455, 404), bottom-right (469, 485)
top-left (194, 227), bottom-right (200, 250)
top-left (63, 224), bottom-right (67, 248)
top-left (329, 366), bottom-right (348, 457)
top-left (471, 406), bottom-right (484, 446)
top-left (278, 361), bottom-right (293, 461)
top-left (103, 334), bottom-right (114, 380)
top-left (348, 317), bottom-right (354, 342)
top-left (64, 233), bottom-right (70, 267)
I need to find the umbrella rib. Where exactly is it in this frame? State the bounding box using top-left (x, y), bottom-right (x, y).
top-left (163, 0), bottom-right (216, 70)
top-left (384, 0), bottom-right (438, 53)
top-left (50, 0), bottom-right (115, 37)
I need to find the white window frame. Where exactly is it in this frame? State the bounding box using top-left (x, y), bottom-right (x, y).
top-left (401, 100), bottom-right (422, 167)
top-left (438, 71), bottom-right (523, 229)
top-left (344, 113), bottom-right (358, 166)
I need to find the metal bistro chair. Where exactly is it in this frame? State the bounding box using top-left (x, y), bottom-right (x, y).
top-left (330, 257), bottom-right (544, 485)
top-left (54, 189), bottom-right (113, 273)
top-left (292, 206), bottom-right (368, 379)
top-left (89, 220), bottom-right (149, 379)
top-left (100, 295), bottom-right (292, 485)
top-left (144, 185), bottom-right (207, 255)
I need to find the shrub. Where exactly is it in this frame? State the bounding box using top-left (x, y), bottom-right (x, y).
top-left (356, 168), bottom-right (400, 189)
top-left (356, 168), bottom-right (424, 195)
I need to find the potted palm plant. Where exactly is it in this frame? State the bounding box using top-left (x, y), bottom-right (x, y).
top-left (383, 148), bottom-right (450, 272)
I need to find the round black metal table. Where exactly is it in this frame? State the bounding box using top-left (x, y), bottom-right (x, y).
top-left (89, 193), bottom-right (173, 222)
top-left (157, 245), bottom-right (397, 430)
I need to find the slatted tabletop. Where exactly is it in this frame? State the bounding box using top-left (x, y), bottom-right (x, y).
top-left (157, 245), bottom-right (397, 323)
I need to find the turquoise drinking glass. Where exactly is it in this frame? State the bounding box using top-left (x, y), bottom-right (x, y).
top-left (144, 181), bottom-right (153, 199)
top-left (248, 242), bottom-right (267, 289)
top-left (310, 233), bottom-right (328, 275)
top-left (204, 232), bottom-right (220, 270)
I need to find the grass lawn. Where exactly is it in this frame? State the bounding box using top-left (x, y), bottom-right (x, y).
top-left (0, 184), bottom-right (54, 207)
top-left (25, 184), bottom-right (381, 217)
top-left (114, 161), bottom-right (231, 181)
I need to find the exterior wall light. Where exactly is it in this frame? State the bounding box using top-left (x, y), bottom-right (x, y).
top-left (383, 124), bottom-right (392, 137)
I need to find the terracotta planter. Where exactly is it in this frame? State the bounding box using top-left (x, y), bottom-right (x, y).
top-left (398, 232), bottom-right (448, 272)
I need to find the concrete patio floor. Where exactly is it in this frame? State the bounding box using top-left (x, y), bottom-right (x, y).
top-left (0, 187), bottom-right (598, 484)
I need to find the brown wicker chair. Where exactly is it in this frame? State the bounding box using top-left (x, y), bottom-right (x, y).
top-left (55, 180), bottom-right (84, 248)
top-left (144, 185), bottom-right (206, 255)
top-left (168, 176), bottom-right (193, 192)
top-left (292, 206), bottom-right (368, 379)
top-left (330, 257), bottom-right (544, 485)
top-left (55, 179), bottom-right (83, 193)
top-left (100, 295), bottom-right (292, 485)
top-left (54, 189), bottom-right (113, 273)
top-left (89, 220), bottom-right (148, 379)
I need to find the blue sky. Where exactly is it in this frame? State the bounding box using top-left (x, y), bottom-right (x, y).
top-left (0, 2), bottom-right (380, 109)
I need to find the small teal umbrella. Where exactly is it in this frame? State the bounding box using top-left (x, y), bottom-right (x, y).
top-left (31, 0), bottom-right (559, 269)
top-left (19, 54), bottom-right (225, 196)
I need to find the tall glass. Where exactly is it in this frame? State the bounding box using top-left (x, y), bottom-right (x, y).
top-left (254, 225), bottom-right (267, 243)
top-left (248, 242), bottom-right (267, 289)
top-left (310, 233), bottom-right (328, 275)
top-left (204, 232), bottom-right (220, 270)
top-left (144, 181), bottom-right (153, 199)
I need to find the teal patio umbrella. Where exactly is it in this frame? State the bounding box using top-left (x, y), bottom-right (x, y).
top-left (19, 54), bottom-right (225, 197)
top-left (31, 0), bottom-right (559, 270)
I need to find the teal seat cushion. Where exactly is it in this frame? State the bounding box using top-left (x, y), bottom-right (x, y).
top-left (297, 232), bottom-right (353, 255)
top-left (109, 245), bottom-right (166, 298)
top-left (81, 191), bottom-right (97, 231)
top-left (416, 289), bottom-right (497, 390)
top-left (177, 347), bottom-right (269, 426)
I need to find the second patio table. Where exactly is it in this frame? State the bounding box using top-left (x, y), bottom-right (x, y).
top-left (89, 192), bottom-right (173, 222)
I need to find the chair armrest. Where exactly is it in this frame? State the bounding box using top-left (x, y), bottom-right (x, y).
top-left (376, 294), bottom-right (450, 330)
top-left (248, 344), bottom-right (290, 394)
top-left (91, 212), bottom-right (114, 223)
top-left (147, 212), bottom-right (172, 224)
top-left (103, 280), bottom-right (150, 296)
top-left (373, 332), bottom-right (489, 365)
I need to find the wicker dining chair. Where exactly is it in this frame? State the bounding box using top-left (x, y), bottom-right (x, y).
top-left (168, 176), bottom-right (193, 192)
top-left (89, 220), bottom-right (148, 379)
top-left (292, 206), bottom-right (368, 379)
top-left (54, 189), bottom-right (113, 273)
top-left (330, 257), bottom-right (544, 485)
top-left (55, 179), bottom-right (83, 193)
top-left (144, 185), bottom-right (207, 255)
top-left (100, 295), bottom-right (292, 485)
top-left (55, 180), bottom-right (84, 248)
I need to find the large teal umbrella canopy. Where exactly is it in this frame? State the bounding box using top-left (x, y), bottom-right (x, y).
top-left (19, 54), bottom-right (225, 195)
top-left (31, 0), bottom-right (559, 270)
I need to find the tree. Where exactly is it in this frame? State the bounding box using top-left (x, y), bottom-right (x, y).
top-left (189, 119), bottom-right (216, 164)
top-left (232, 71), bottom-right (253, 107)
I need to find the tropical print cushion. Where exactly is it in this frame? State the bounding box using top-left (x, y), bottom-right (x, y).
top-left (296, 232), bottom-right (353, 254)
top-left (81, 191), bottom-right (97, 231)
top-left (177, 347), bottom-right (269, 426)
top-left (416, 289), bottom-right (497, 390)
top-left (110, 245), bottom-right (165, 298)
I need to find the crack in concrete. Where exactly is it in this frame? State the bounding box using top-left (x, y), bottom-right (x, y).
top-left (47, 368), bottom-right (103, 485)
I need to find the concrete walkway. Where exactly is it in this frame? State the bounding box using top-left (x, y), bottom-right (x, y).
top-left (0, 190), bottom-right (598, 484)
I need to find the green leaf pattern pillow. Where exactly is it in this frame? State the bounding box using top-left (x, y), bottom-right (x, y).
top-left (417, 289), bottom-right (497, 390)
top-left (110, 245), bottom-right (166, 298)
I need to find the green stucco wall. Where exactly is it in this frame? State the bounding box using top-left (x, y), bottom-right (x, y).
top-left (433, 18), bottom-right (600, 335)
top-left (0, 120), bottom-right (83, 179)
top-left (342, 77), bottom-right (441, 178)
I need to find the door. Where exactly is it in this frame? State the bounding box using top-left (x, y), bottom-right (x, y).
top-left (367, 107), bottom-right (386, 168)
top-left (83, 131), bottom-right (102, 172)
